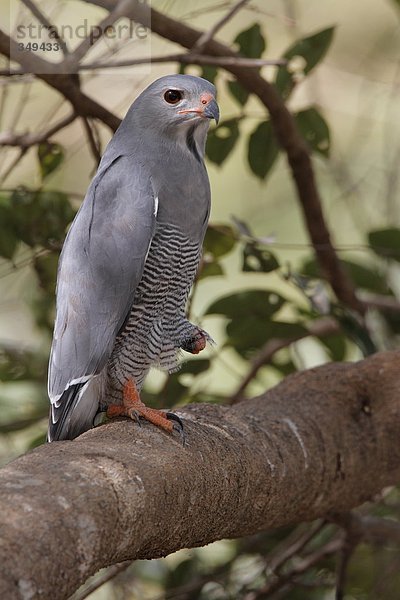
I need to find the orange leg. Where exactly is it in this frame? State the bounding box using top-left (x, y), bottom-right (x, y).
top-left (107, 379), bottom-right (183, 436)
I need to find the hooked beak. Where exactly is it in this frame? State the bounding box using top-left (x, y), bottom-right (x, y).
top-left (178, 97), bottom-right (220, 124)
top-left (203, 98), bottom-right (220, 124)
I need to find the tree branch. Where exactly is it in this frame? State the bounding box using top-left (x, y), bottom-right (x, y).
top-left (192, 0), bottom-right (250, 52)
top-left (0, 29), bottom-right (121, 131)
top-left (20, 0), bottom-right (69, 56)
top-left (0, 112), bottom-right (76, 148)
top-left (1, 351), bottom-right (400, 599)
top-left (76, 53), bottom-right (287, 70)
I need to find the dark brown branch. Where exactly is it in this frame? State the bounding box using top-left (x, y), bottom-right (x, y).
top-left (335, 534), bottom-right (357, 600)
top-left (0, 351), bottom-right (400, 599)
top-left (0, 112), bottom-right (76, 148)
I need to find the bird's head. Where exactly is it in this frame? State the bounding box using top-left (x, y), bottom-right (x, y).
top-left (130, 74), bottom-right (219, 141)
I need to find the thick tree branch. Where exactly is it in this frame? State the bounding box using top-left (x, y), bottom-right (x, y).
top-left (1, 351), bottom-right (400, 599)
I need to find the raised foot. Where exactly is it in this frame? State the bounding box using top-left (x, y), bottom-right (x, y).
top-left (181, 328), bottom-right (209, 355)
top-left (106, 379), bottom-right (185, 444)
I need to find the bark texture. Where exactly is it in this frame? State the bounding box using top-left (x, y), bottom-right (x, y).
top-left (1, 351), bottom-right (400, 599)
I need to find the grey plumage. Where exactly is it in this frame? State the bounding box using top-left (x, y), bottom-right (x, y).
top-left (48, 74), bottom-right (219, 441)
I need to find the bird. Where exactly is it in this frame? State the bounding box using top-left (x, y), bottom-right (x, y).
top-left (47, 74), bottom-right (219, 442)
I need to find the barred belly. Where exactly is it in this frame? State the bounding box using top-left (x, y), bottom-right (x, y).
top-left (105, 223), bottom-right (201, 401)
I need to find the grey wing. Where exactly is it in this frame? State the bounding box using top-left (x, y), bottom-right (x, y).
top-left (48, 156), bottom-right (155, 435)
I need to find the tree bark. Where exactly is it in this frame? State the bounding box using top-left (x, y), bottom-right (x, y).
top-left (0, 351), bottom-right (399, 599)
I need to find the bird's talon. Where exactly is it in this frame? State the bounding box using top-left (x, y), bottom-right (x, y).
top-left (166, 412), bottom-right (186, 446)
top-left (128, 409), bottom-right (142, 426)
top-left (166, 411), bottom-right (184, 429)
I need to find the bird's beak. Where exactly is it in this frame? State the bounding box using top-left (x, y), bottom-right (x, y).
top-left (178, 95), bottom-right (220, 124)
top-left (203, 98), bottom-right (220, 124)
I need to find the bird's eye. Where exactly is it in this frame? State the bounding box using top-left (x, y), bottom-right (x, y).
top-left (164, 89), bottom-right (183, 104)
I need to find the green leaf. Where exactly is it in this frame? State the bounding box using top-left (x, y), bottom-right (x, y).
top-left (301, 257), bottom-right (390, 294)
top-left (37, 142), bottom-right (64, 179)
top-left (206, 118), bottom-right (240, 166)
top-left (275, 27), bottom-right (335, 99)
top-left (248, 120), bottom-right (279, 180)
top-left (199, 261), bottom-right (224, 280)
top-left (270, 358), bottom-right (296, 376)
top-left (333, 309), bottom-right (377, 357)
top-left (228, 23), bottom-right (266, 106)
top-left (227, 81), bottom-right (250, 106)
top-left (242, 242), bottom-right (280, 272)
top-left (0, 344), bottom-right (47, 382)
top-left (0, 197), bottom-right (18, 259)
top-left (234, 23), bottom-right (266, 58)
top-left (206, 290), bottom-right (285, 319)
top-left (295, 107), bottom-right (330, 157)
top-left (319, 333), bottom-right (347, 361)
top-left (179, 358), bottom-right (210, 376)
top-left (11, 188), bottom-right (75, 248)
top-left (178, 63), bottom-right (218, 84)
top-left (227, 319), bottom-right (307, 358)
top-left (204, 224), bottom-right (237, 258)
top-left (200, 65), bottom-right (218, 84)
top-left (34, 253), bottom-right (59, 293)
top-left (382, 310), bottom-right (400, 335)
top-left (368, 228), bottom-right (400, 262)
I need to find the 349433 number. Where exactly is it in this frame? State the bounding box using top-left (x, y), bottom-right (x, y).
top-left (18, 42), bottom-right (61, 52)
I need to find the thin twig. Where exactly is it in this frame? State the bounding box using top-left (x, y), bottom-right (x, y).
top-left (63, 0), bottom-right (134, 69)
top-left (246, 536), bottom-right (344, 599)
top-left (193, 0), bottom-right (251, 52)
top-left (0, 53), bottom-right (286, 76)
top-left (71, 561), bottom-right (133, 600)
top-left (0, 112), bottom-right (76, 148)
top-left (335, 535), bottom-right (356, 600)
top-left (81, 116), bottom-right (102, 165)
top-left (230, 317), bottom-right (340, 404)
top-left (266, 520), bottom-right (327, 574)
top-left (20, 0), bottom-right (69, 55)
top-left (0, 148), bottom-right (27, 185)
top-left (71, 53), bottom-right (286, 71)
top-left (331, 512), bottom-right (400, 545)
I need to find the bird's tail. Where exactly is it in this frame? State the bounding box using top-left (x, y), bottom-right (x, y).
top-left (47, 378), bottom-right (99, 442)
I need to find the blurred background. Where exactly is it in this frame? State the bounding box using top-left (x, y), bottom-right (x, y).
top-left (2, 0), bottom-right (400, 598)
